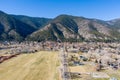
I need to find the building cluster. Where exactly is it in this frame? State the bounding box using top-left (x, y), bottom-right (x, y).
top-left (0, 41), bottom-right (62, 54)
top-left (0, 41), bottom-right (120, 70)
top-left (65, 42), bottom-right (120, 70)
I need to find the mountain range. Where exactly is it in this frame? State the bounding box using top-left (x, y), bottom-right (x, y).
top-left (0, 10), bottom-right (120, 42)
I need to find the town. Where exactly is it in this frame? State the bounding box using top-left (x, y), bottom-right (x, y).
top-left (0, 41), bottom-right (120, 80)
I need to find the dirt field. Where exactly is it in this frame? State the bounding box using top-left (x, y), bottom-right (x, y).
top-left (0, 49), bottom-right (10, 56)
top-left (69, 64), bottom-right (120, 80)
top-left (0, 51), bottom-right (60, 80)
top-left (69, 63), bottom-right (95, 73)
top-left (69, 64), bottom-right (111, 80)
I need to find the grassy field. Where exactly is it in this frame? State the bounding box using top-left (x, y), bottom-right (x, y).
top-left (70, 65), bottom-right (110, 80)
top-left (69, 64), bottom-right (120, 80)
top-left (0, 51), bottom-right (60, 80)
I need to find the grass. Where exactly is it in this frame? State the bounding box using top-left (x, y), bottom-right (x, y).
top-left (69, 64), bottom-right (120, 80)
top-left (92, 78), bottom-right (109, 80)
top-left (104, 68), bottom-right (120, 80)
top-left (0, 51), bottom-right (60, 80)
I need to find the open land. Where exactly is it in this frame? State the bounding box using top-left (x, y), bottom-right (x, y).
top-left (0, 41), bottom-right (120, 80)
top-left (0, 51), bottom-right (60, 80)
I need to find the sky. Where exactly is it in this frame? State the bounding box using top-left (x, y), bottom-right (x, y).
top-left (0, 0), bottom-right (120, 20)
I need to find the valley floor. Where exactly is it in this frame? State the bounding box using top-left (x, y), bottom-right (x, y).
top-left (0, 51), bottom-right (60, 80)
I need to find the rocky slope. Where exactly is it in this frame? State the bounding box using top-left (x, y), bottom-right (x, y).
top-left (11, 15), bottom-right (51, 29)
top-left (28, 15), bottom-right (120, 42)
top-left (0, 10), bottom-right (120, 42)
top-left (0, 11), bottom-right (50, 41)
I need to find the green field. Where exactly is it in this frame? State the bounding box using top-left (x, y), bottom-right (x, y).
top-left (0, 51), bottom-right (60, 80)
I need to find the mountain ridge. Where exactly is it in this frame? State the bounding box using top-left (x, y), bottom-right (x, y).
top-left (0, 10), bottom-right (120, 42)
top-left (28, 14), bottom-right (120, 42)
top-left (0, 10), bottom-right (50, 41)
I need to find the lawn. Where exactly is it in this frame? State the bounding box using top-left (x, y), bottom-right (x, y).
top-left (0, 51), bottom-right (60, 80)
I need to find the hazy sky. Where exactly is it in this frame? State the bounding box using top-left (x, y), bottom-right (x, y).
top-left (0, 0), bottom-right (120, 20)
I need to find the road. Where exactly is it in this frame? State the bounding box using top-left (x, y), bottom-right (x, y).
top-left (59, 47), bottom-right (71, 80)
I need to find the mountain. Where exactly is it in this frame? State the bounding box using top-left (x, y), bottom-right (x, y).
top-left (107, 19), bottom-right (120, 32)
top-left (0, 11), bottom-right (51, 41)
top-left (11, 15), bottom-right (51, 29)
top-left (0, 11), bottom-right (36, 41)
top-left (27, 15), bottom-right (120, 42)
top-left (0, 10), bottom-right (120, 42)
